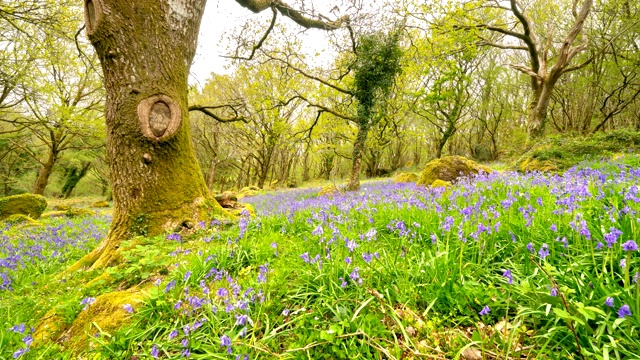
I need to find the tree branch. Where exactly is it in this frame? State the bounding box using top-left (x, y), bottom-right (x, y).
top-left (234, 0), bottom-right (349, 30)
top-left (189, 105), bottom-right (249, 123)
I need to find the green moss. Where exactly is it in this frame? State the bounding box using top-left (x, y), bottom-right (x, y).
top-left (0, 193), bottom-right (48, 220)
top-left (393, 172), bottom-right (419, 183)
top-left (4, 213), bottom-right (41, 225)
top-left (66, 290), bottom-right (146, 352)
top-left (516, 128), bottom-right (640, 171)
top-left (431, 179), bottom-right (452, 188)
top-left (416, 156), bottom-right (492, 186)
top-left (318, 185), bottom-right (341, 197)
top-left (91, 201), bottom-right (110, 208)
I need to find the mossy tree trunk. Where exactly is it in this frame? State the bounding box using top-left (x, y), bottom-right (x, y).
top-left (346, 123), bottom-right (368, 191)
top-left (72, 0), bottom-right (220, 270)
top-left (33, 146), bottom-right (58, 195)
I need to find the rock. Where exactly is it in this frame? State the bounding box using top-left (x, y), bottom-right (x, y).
top-left (66, 208), bottom-right (97, 218)
top-left (53, 204), bottom-right (71, 211)
top-left (90, 200), bottom-right (110, 208)
top-left (461, 347), bottom-right (483, 360)
top-left (42, 208), bottom-right (96, 218)
top-left (431, 179), bottom-right (452, 188)
top-left (393, 172), bottom-right (419, 183)
top-left (214, 191), bottom-right (238, 208)
top-left (238, 187), bottom-right (259, 199)
top-left (318, 185), bottom-right (340, 197)
top-left (416, 156), bottom-right (492, 186)
top-left (0, 193), bottom-right (48, 220)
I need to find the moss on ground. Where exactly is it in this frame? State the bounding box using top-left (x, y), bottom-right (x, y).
top-left (516, 128), bottom-right (640, 171)
top-left (393, 172), bottom-right (419, 183)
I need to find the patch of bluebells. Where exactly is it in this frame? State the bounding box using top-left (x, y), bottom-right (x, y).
top-left (0, 216), bottom-right (109, 292)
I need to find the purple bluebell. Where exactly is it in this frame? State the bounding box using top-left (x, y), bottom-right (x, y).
top-left (502, 269), bottom-right (513, 284)
top-left (622, 240), bottom-right (638, 251)
top-left (604, 297), bottom-right (614, 307)
top-left (538, 244), bottom-right (550, 260)
top-left (618, 304), bottom-right (632, 318)
top-left (123, 304), bottom-right (134, 313)
top-left (151, 344), bottom-right (159, 358)
top-left (478, 305), bottom-right (490, 316)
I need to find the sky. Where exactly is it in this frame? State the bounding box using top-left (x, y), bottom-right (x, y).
top-left (188, 0), bottom-right (338, 87)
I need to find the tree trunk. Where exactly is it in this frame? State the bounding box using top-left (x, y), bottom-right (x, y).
top-left (71, 0), bottom-right (222, 270)
top-left (302, 143), bottom-right (311, 182)
top-left (528, 77), bottom-right (559, 139)
top-left (62, 162), bottom-right (92, 198)
top-left (346, 124), bottom-right (368, 191)
top-left (207, 155), bottom-right (218, 191)
top-left (33, 149), bottom-right (57, 195)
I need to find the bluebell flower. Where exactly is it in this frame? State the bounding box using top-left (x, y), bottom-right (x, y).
top-left (300, 252), bottom-right (310, 263)
top-left (169, 329), bottom-right (178, 340)
top-left (538, 244), bottom-right (549, 259)
top-left (22, 335), bottom-right (32, 347)
top-left (362, 252), bottom-right (373, 263)
top-left (550, 287), bottom-right (558, 297)
top-left (604, 297), bottom-right (614, 307)
top-left (622, 240), bottom-right (638, 251)
top-left (181, 338), bottom-right (189, 347)
top-left (618, 304), bottom-right (632, 318)
top-left (164, 280), bottom-right (176, 293)
top-left (123, 304), bottom-right (134, 313)
top-left (526, 243), bottom-right (534, 252)
top-left (13, 348), bottom-right (28, 359)
top-left (478, 305), bottom-right (490, 316)
top-left (150, 344), bottom-right (159, 358)
top-left (502, 269), bottom-right (513, 284)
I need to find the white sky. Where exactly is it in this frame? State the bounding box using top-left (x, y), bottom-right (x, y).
top-left (189, 0), bottom-right (338, 87)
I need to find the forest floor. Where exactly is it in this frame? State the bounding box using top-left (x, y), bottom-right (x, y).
top-left (2, 154), bottom-right (640, 359)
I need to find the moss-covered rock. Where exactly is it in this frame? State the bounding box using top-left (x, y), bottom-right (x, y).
top-left (318, 185), bottom-right (341, 197)
top-left (214, 191), bottom-right (238, 208)
top-left (0, 193), bottom-right (48, 220)
top-left (66, 208), bottom-right (97, 218)
top-left (238, 187), bottom-right (259, 199)
top-left (393, 172), bottom-right (419, 183)
top-left (53, 204), bottom-right (71, 211)
top-left (90, 201), bottom-right (110, 208)
top-left (417, 156), bottom-right (492, 186)
top-left (431, 179), bottom-right (452, 188)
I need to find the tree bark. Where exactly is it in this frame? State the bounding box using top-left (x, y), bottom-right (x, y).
top-left (346, 124), bottom-right (368, 191)
top-left (71, 0), bottom-right (222, 270)
top-left (62, 162), bottom-right (92, 198)
top-left (33, 148), bottom-right (57, 195)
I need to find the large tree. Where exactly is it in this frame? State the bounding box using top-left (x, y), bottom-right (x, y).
top-left (74, 0), bottom-right (349, 270)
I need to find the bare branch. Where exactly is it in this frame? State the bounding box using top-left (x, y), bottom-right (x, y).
top-left (189, 105), bottom-right (249, 123)
top-left (234, 0), bottom-right (349, 30)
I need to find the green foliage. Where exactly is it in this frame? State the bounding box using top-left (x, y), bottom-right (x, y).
top-left (353, 29), bottom-right (403, 124)
top-left (519, 129), bottom-right (640, 171)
